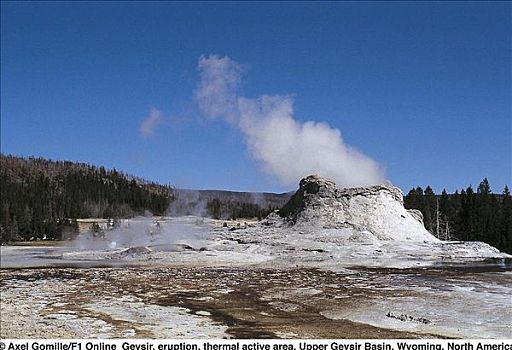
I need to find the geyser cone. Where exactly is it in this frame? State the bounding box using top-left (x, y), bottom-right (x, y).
top-left (278, 175), bottom-right (438, 242)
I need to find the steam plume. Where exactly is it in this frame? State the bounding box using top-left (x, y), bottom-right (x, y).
top-left (196, 55), bottom-right (385, 188)
top-left (140, 107), bottom-right (164, 138)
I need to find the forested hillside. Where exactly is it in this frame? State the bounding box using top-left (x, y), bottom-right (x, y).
top-left (404, 179), bottom-right (512, 254)
top-left (0, 154), bottom-right (173, 242)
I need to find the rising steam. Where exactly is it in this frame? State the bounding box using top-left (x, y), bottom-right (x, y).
top-left (71, 217), bottom-right (208, 252)
top-left (140, 107), bottom-right (164, 138)
top-left (195, 55), bottom-right (385, 188)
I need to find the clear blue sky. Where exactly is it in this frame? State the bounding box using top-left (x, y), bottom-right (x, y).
top-left (1, 2), bottom-right (511, 193)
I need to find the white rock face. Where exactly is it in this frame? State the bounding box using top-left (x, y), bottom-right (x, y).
top-left (278, 175), bottom-right (438, 242)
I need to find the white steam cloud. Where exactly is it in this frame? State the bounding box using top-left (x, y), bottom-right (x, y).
top-left (140, 107), bottom-right (164, 138)
top-left (71, 217), bottom-right (209, 252)
top-left (195, 55), bottom-right (385, 188)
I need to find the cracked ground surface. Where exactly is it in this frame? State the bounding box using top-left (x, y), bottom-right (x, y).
top-left (2, 265), bottom-right (511, 339)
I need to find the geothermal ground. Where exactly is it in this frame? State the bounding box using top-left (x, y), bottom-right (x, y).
top-left (1, 216), bottom-right (511, 339)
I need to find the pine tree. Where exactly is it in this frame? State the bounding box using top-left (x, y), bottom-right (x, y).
top-left (475, 178), bottom-right (492, 242)
top-left (439, 189), bottom-right (451, 240)
top-left (501, 186), bottom-right (512, 252)
top-left (423, 186), bottom-right (436, 233)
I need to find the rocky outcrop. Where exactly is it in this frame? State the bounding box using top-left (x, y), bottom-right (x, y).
top-left (278, 175), bottom-right (438, 242)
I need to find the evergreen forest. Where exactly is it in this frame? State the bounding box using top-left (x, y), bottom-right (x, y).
top-left (0, 154), bottom-right (173, 241)
top-left (404, 179), bottom-right (512, 254)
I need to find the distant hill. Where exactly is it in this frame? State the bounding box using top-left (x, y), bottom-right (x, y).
top-left (170, 188), bottom-right (292, 219)
top-left (179, 188), bottom-right (292, 206)
top-left (0, 154), bottom-right (173, 241)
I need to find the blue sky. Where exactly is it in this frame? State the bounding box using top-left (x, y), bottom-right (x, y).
top-left (1, 2), bottom-right (510, 193)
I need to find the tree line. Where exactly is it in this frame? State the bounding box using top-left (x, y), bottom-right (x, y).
top-left (0, 154), bottom-right (173, 242)
top-left (169, 188), bottom-right (288, 221)
top-left (404, 178), bottom-right (512, 254)
top-left (206, 198), bottom-right (278, 220)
